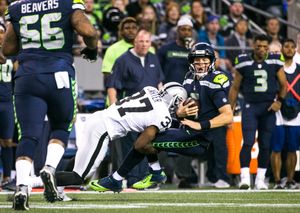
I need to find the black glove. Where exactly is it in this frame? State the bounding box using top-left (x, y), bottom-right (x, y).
top-left (80, 47), bottom-right (98, 62)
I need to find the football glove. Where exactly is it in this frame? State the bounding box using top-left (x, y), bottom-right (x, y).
top-left (80, 47), bottom-right (98, 62)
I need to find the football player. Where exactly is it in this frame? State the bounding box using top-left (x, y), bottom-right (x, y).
top-left (2, 0), bottom-right (98, 210)
top-left (0, 23), bottom-right (15, 188)
top-left (229, 34), bottom-right (287, 190)
top-left (52, 83), bottom-right (187, 190)
top-left (89, 43), bottom-right (233, 192)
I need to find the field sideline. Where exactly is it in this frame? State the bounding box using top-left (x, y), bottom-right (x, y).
top-left (1, 189), bottom-right (300, 213)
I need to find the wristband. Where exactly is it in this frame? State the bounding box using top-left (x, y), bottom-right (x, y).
top-left (277, 96), bottom-right (284, 103)
top-left (200, 120), bottom-right (211, 130)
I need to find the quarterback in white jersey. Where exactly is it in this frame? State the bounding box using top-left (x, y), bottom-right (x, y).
top-left (53, 82), bottom-right (187, 188)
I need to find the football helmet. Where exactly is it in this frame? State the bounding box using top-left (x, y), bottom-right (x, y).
top-left (188, 42), bottom-right (216, 78)
top-left (159, 82), bottom-right (187, 113)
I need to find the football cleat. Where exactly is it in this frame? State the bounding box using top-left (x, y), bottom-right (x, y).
top-left (214, 179), bottom-right (230, 188)
top-left (89, 176), bottom-right (122, 193)
top-left (254, 180), bottom-right (268, 190)
top-left (132, 169), bottom-right (167, 190)
top-left (13, 185), bottom-right (29, 211)
top-left (239, 173), bottom-right (251, 190)
top-left (285, 181), bottom-right (298, 189)
top-left (40, 165), bottom-right (62, 203)
top-left (273, 181), bottom-right (284, 189)
top-left (57, 187), bottom-right (72, 202)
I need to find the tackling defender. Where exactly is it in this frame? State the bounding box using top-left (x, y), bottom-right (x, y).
top-left (48, 83), bottom-right (188, 191)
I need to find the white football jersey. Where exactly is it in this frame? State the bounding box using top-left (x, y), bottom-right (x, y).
top-left (103, 86), bottom-right (172, 140)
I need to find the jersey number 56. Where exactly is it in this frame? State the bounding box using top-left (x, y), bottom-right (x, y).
top-left (20, 13), bottom-right (64, 50)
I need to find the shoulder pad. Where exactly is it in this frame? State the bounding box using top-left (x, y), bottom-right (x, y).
top-left (5, 0), bottom-right (19, 21)
top-left (213, 73), bottom-right (229, 86)
top-left (4, 7), bottom-right (9, 20)
top-left (265, 53), bottom-right (285, 65)
top-left (234, 54), bottom-right (249, 65)
top-left (144, 86), bottom-right (158, 92)
top-left (72, 0), bottom-right (85, 10)
top-left (73, 0), bottom-right (84, 4)
top-left (268, 53), bottom-right (283, 60)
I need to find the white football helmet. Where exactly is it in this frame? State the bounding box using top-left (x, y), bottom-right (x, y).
top-left (159, 82), bottom-right (188, 113)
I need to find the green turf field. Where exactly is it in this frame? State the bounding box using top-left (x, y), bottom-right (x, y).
top-left (1, 190), bottom-right (300, 213)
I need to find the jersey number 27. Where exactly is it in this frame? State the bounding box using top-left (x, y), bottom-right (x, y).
top-left (116, 90), bottom-right (154, 117)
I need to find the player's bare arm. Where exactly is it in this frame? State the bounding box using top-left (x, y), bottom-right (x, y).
top-left (268, 67), bottom-right (287, 112)
top-left (107, 87), bottom-right (118, 105)
top-left (229, 70), bottom-right (243, 110)
top-left (2, 22), bottom-right (19, 56)
top-left (134, 125), bottom-right (159, 154)
top-left (181, 104), bottom-right (233, 130)
top-left (71, 10), bottom-right (98, 49)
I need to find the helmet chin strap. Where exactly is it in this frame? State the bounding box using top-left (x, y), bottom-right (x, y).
top-left (192, 64), bottom-right (209, 79)
top-left (190, 61), bottom-right (215, 80)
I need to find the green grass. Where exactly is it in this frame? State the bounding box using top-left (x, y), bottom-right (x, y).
top-left (1, 190), bottom-right (300, 213)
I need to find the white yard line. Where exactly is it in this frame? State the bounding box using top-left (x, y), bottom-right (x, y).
top-left (2, 189), bottom-right (300, 195)
top-left (1, 202), bottom-right (300, 209)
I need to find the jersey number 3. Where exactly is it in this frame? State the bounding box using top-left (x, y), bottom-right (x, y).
top-left (20, 13), bottom-right (64, 50)
top-left (254, 69), bottom-right (268, 92)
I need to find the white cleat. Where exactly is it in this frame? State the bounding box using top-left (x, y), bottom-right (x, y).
top-left (254, 180), bottom-right (268, 190)
top-left (239, 175), bottom-right (250, 190)
top-left (214, 179), bottom-right (230, 188)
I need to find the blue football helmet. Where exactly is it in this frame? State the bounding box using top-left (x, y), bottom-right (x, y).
top-left (188, 42), bottom-right (216, 78)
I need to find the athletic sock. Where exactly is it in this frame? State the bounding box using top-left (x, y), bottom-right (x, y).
top-left (112, 172), bottom-right (123, 181)
top-left (45, 143), bottom-right (65, 169)
top-left (149, 161), bottom-right (161, 171)
top-left (16, 160), bottom-right (32, 186)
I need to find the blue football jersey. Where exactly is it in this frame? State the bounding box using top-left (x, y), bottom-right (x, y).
top-left (235, 53), bottom-right (284, 102)
top-left (0, 58), bottom-right (14, 102)
top-left (183, 70), bottom-right (231, 121)
top-left (6, 0), bottom-right (85, 77)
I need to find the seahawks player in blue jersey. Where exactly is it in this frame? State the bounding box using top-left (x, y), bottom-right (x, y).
top-left (2, 0), bottom-right (98, 210)
top-left (88, 43), bottom-right (233, 192)
top-left (0, 23), bottom-right (16, 188)
top-left (229, 34), bottom-right (287, 190)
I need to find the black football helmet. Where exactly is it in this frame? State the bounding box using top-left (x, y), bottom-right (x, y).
top-left (187, 42), bottom-right (216, 78)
